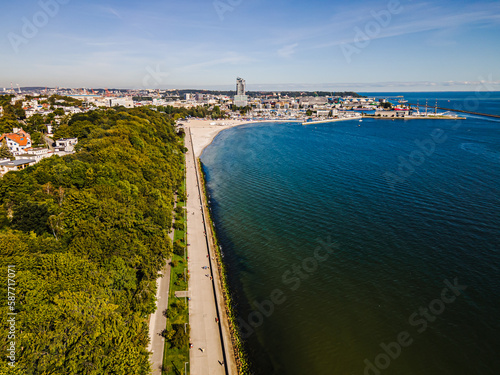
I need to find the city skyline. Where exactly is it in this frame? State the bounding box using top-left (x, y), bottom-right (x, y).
top-left (1, 0), bottom-right (500, 91)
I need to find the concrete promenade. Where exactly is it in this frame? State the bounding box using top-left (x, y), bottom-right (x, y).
top-left (185, 126), bottom-right (237, 375)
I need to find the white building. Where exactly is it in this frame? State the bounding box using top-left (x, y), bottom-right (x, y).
top-left (110, 97), bottom-right (134, 108)
top-left (10, 95), bottom-right (26, 105)
top-left (55, 138), bottom-right (78, 153)
top-left (58, 106), bottom-right (83, 115)
top-left (0, 159), bottom-right (36, 176)
top-left (22, 148), bottom-right (54, 163)
top-left (0, 128), bottom-right (32, 155)
top-left (316, 110), bottom-right (330, 117)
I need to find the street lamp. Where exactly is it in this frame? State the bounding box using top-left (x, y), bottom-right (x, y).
top-left (184, 361), bottom-right (189, 375)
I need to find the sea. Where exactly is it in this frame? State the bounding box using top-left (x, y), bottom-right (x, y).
top-left (200, 92), bottom-right (500, 375)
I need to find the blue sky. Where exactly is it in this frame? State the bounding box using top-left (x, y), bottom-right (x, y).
top-left (1, 0), bottom-right (500, 91)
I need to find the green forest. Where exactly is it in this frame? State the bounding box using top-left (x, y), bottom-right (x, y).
top-left (0, 107), bottom-right (185, 374)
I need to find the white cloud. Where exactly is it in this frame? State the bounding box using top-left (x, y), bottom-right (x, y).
top-left (105, 7), bottom-right (122, 19)
top-left (277, 43), bottom-right (299, 58)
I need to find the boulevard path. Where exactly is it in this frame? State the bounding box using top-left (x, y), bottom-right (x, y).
top-left (148, 119), bottom-right (255, 374)
top-left (148, 253), bottom-right (172, 374)
top-left (185, 123), bottom-right (238, 375)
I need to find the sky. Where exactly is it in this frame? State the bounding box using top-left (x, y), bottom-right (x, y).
top-left (1, 0), bottom-right (500, 91)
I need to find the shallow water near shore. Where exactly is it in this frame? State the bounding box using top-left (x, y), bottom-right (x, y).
top-left (200, 92), bottom-right (500, 375)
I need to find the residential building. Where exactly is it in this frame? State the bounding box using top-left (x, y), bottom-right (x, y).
top-left (0, 128), bottom-right (32, 155)
top-left (23, 147), bottom-right (54, 163)
top-left (236, 77), bottom-right (246, 95)
top-left (55, 138), bottom-right (78, 153)
top-left (234, 77), bottom-right (248, 107)
top-left (0, 159), bottom-right (36, 176)
top-left (110, 97), bottom-right (134, 108)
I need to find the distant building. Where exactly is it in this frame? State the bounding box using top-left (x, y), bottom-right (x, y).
top-left (0, 159), bottom-right (36, 176)
top-left (236, 77), bottom-right (246, 95)
top-left (234, 77), bottom-right (248, 107)
top-left (234, 95), bottom-right (248, 107)
top-left (23, 147), bottom-right (54, 163)
top-left (110, 98), bottom-right (134, 108)
top-left (0, 128), bottom-right (32, 155)
top-left (299, 96), bottom-right (328, 106)
top-left (374, 110), bottom-right (411, 118)
top-left (195, 93), bottom-right (206, 103)
top-left (55, 138), bottom-right (78, 153)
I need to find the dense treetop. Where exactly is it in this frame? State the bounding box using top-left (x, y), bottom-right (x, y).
top-left (0, 107), bottom-right (185, 374)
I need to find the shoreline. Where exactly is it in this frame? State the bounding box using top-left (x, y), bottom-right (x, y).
top-left (185, 127), bottom-right (233, 374)
top-left (184, 116), bottom-right (469, 374)
top-left (197, 157), bottom-right (250, 374)
top-left (362, 115), bottom-right (466, 120)
top-left (184, 119), bottom-right (298, 157)
top-left (302, 115), bottom-right (466, 125)
top-left (302, 117), bottom-right (360, 125)
top-left (186, 119), bottom-right (281, 374)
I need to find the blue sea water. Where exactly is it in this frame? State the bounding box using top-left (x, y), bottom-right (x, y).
top-left (200, 92), bottom-right (500, 375)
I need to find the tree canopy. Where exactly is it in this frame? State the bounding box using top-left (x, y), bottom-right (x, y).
top-left (0, 95), bottom-right (25, 134)
top-left (0, 107), bottom-right (185, 374)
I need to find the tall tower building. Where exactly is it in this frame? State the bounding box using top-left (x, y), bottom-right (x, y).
top-left (236, 77), bottom-right (246, 95)
top-left (234, 77), bottom-right (248, 107)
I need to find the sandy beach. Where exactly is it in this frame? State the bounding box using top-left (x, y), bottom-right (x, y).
top-left (185, 118), bottom-right (300, 157)
top-left (184, 119), bottom-right (254, 157)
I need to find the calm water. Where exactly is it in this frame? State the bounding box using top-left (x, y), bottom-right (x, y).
top-left (200, 92), bottom-right (500, 375)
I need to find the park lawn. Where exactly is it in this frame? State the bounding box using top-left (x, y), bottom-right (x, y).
top-left (163, 173), bottom-right (190, 374)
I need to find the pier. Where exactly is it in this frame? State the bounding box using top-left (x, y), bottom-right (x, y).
top-left (302, 117), bottom-right (360, 125)
top-left (407, 103), bottom-right (500, 119)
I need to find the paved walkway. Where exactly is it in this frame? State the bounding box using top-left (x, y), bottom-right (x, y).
top-left (185, 128), bottom-right (236, 375)
top-left (148, 257), bottom-right (172, 375)
top-left (149, 193), bottom-right (178, 374)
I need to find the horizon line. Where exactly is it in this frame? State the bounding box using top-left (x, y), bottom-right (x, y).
top-left (2, 86), bottom-right (500, 94)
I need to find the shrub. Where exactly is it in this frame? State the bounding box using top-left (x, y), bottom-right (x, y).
top-left (161, 329), bottom-right (174, 340)
top-left (170, 324), bottom-right (189, 349)
top-left (173, 221), bottom-right (185, 231)
top-left (173, 240), bottom-right (185, 256)
top-left (162, 309), bottom-right (174, 319)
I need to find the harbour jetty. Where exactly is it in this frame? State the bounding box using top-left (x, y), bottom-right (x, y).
top-left (362, 113), bottom-right (466, 120)
top-left (302, 112), bottom-right (466, 125)
top-left (302, 116), bottom-right (361, 125)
